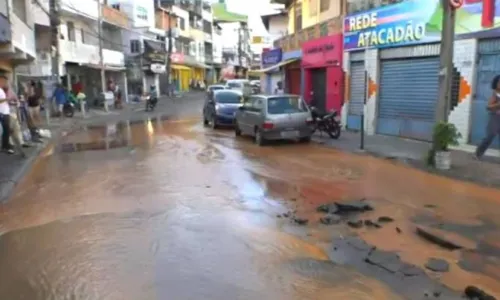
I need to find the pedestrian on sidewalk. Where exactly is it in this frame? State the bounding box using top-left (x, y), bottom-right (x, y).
top-left (0, 74), bottom-right (14, 154)
top-left (4, 84), bottom-right (30, 154)
top-left (51, 83), bottom-right (68, 117)
top-left (274, 81), bottom-right (284, 95)
top-left (475, 74), bottom-right (500, 159)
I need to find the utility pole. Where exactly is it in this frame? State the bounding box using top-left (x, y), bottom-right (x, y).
top-left (49, 0), bottom-right (60, 123)
top-left (435, 0), bottom-right (456, 123)
top-left (165, 11), bottom-right (174, 97)
top-left (97, 0), bottom-right (108, 111)
top-left (237, 26), bottom-right (243, 78)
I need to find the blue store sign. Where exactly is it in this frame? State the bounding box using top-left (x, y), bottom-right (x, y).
top-left (343, 0), bottom-right (438, 51)
top-left (261, 48), bottom-right (282, 67)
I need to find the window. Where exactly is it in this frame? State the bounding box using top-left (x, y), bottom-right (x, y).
top-left (112, 4), bottom-right (120, 10)
top-left (346, 0), bottom-right (408, 14)
top-left (215, 91), bottom-right (242, 104)
top-left (81, 28), bottom-right (85, 43)
top-left (266, 96), bottom-right (308, 114)
top-left (12, 0), bottom-right (27, 23)
top-left (179, 17), bottom-right (185, 30)
top-left (320, 0), bottom-right (330, 12)
top-left (67, 22), bottom-right (75, 41)
top-left (130, 40), bottom-right (140, 53)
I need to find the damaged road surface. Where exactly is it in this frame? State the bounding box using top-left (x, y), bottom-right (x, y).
top-left (0, 106), bottom-right (499, 299)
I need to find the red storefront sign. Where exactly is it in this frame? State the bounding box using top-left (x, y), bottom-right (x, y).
top-left (171, 53), bottom-right (184, 64)
top-left (301, 34), bottom-right (343, 69)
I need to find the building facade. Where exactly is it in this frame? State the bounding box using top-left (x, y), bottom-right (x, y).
top-left (25, 0), bottom-right (128, 100)
top-left (0, 0), bottom-right (36, 80)
top-left (342, 0), bottom-right (500, 151)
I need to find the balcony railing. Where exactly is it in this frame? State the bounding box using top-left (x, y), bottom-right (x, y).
top-left (273, 15), bottom-right (342, 51)
top-left (11, 13), bottom-right (36, 57)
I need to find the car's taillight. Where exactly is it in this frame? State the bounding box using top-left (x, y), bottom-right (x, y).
top-left (262, 122), bottom-right (274, 129)
top-left (306, 117), bottom-right (313, 125)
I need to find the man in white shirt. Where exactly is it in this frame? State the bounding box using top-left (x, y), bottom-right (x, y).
top-left (0, 74), bottom-right (14, 154)
top-left (274, 81), bottom-right (284, 95)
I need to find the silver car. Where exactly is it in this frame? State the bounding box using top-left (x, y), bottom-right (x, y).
top-left (234, 94), bottom-right (313, 146)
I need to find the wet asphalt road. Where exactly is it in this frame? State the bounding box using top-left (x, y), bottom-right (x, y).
top-left (0, 99), bottom-right (499, 300)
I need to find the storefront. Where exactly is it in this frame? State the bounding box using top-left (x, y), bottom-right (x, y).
top-left (343, 2), bottom-right (443, 140)
top-left (171, 53), bottom-right (192, 92)
top-left (302, 34), bottom-right (343, 113)
top-left (261, 48), bottom-right (283, 94)
top-left (142, 40), bottom-right (166, 97)
top-left (282, 50), bottom-right (302, 95)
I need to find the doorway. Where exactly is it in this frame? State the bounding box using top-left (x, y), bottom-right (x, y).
top-left (311, 68), bottom-right (327, 113)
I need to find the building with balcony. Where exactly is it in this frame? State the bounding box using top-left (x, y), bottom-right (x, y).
top-left (25, 0), bottom-right (129, 101)
top-left (212, 0), bottom-right (250, 79)
top-left (212, 23), bottom-right (223, 80)
top-left (0, 0), bottom-right (36, 79)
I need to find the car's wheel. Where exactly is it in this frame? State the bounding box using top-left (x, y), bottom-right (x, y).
top-left (254, 128), bottom-right (265, 146)
top-left (203, 116), bottom-right (209, 126)
top-left (211, 115), bottom-right (218, 129)
top-left (234, 121), bottom-right (242, 136)
top-left (300, 136), bottom-right (311, 143)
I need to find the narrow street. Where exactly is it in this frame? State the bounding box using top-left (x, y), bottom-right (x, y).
top-left (0, 98), bottom-right (499, 300)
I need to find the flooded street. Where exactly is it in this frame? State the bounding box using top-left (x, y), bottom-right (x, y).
top-left (0, 113), bottom-right (499, 299)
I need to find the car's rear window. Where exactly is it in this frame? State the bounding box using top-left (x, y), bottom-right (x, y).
top-left (215, 92), bottom-right (242, 104)
top-left (227, 82), bottom-right (242, 88)
top-left (210, 86), bottom-right (224, 91)
top-left (267, 97), bottom-right (308, 114)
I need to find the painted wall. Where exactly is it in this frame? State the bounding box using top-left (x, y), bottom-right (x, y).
top-left (318, 0), bottom-right (345, 22)
top-left (108, 0), bottom-right (154, 28)
top-left (172, 6), bottom-right (190, 38)
top-left (287, 5), bottom-right (295, 34)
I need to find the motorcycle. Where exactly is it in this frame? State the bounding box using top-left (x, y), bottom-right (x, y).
top-left (310, 106), bottom-right (341, 139)
top-left (63, 101), bottom-right (75, 118)
top-left (144, 94), bottom-right (158, 112)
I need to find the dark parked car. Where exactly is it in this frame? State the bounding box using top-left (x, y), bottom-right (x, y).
top-left (203, 89), bottom-right (243, 129)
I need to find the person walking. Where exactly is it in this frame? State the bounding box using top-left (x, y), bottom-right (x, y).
top-left (5, 84), bottom-right (30, 152)
top-left (27, 81), bottom-right (42, 129)
top-left (51, 83), bottom-right (67, 117)
top-left (475, 74), bottom-right (500, 159)
top-left (0, 74), bottom-right (14, 154)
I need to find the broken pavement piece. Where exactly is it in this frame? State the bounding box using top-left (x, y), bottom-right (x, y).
top-left (320, 214), bottom-right (342, 225)
top-left (316, 203), bottom-right (338, 214)
top-left (346, 237), bottom-right (375, 252)
top-left (399, 262), bottom-right (425, 277)
top-left (425, 258), bottom-right (450, 272)
top-left (464, 286), bottom-right (497, 300)
top-left (293, 217), bottom-right (308, 225)
top-left (365, 249), bottom-right (402, 273)
top-left (335, 199), bottom-right (373, 214)
top-left (347, 219), bottom-right (363, 228)
top-left (377, 216), bottom-right (394, 223)
top-left (364, 220), bottom-right (381, 228)
top-left (416, 226), bottom-right (475, 251)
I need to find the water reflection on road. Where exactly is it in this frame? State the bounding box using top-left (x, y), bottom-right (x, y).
top-left (0, 117), bottom-right (499, 299)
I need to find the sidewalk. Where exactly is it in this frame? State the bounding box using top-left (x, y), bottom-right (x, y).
top-left (313, 131), bottom-right (500, 189)
top-left (0, 92), bottom-right (205, 203)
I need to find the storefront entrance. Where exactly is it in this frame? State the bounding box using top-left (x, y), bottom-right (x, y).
top-left (311, 68), bottom-right (327, 112)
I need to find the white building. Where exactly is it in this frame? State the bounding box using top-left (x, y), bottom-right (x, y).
top-left (261, 10), bottom-right (287, 46)
top-left (0, 0), bottom-right (36, 80)
top-left (25, 0), bottom-right (127, 101)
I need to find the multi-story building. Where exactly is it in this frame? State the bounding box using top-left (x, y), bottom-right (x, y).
top-left (27, 0), bottom-right (128, 100)
top-left (212, 0), bottom-right (250, 79)
top-left (269, 0), bottom-right (344, 114)
top-left (212, 22), bottom-right (223, 80)
top-left (0, 0), bottom-right (36, 82)
top-left (341, 0), bottom-right (500, 153)
top-left (201, 1), bottom-right (215, 83)
top-left (259, 10), bottom-right (287, 93)
top-left (108, 0), bottom-right (170, 97)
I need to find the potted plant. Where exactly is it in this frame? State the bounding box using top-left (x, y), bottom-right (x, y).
top-left (427, 122), bottom-right (462, 170)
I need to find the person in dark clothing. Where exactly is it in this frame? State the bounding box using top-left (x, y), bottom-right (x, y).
top-left (475, 75), bottom-right (500, 159)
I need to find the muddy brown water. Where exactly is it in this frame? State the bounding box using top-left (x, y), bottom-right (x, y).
top-left (0, 118), bottom-right (499, 299)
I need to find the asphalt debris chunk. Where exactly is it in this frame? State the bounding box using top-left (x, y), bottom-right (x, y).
top-left (347, 219), bottom-right (363, 229)
top-left (377, 216), bottom-right (394, 223)
top-left (320, 214), bottom-right (342, 225)
top-left (425, 258), bottom-right (450, 273)
top-left (464, 286), bottom-right (496, 300)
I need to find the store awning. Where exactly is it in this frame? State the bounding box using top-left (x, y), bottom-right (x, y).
top-left (144, 40), bottom-right (165, 53)
top-left (171, 64), bottom-right (192, 71)
top-left (82, 64), bottom-right (126, 71)
top-left (252, 59), bottom-right (299, 73)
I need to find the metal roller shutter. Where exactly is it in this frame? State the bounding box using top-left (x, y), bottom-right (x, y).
top-left (377, 57), bottom-right (439, 141)
top-left (347, 61), bottom-right (365, 130)
top-left (470, 39), bottom-right (500, 148)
